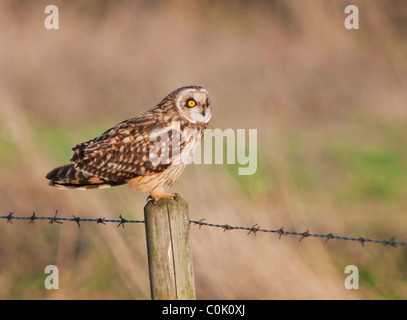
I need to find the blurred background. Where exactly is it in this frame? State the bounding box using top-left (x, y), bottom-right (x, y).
top-left (0, 0), bottom-right (406, 299)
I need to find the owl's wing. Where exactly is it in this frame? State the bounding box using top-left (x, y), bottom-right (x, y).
top-left (69, 116), bottom-right (177, 182)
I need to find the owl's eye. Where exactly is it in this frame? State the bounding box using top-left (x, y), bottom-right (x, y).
top-left (186, 99), bottom-right (197, 108)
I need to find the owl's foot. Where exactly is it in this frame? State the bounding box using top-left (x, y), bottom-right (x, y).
top-left (147, 192), bottom-right (181, 204)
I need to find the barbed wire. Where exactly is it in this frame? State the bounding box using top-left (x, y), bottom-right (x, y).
top-left (189, 219), bottom-right (405, 247)
top-left (1, 211), bottom-right (405, 247)
top-left (0, 211), bottom-right (143, 228)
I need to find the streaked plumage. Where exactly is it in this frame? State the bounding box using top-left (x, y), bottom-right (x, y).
top-left (46, 86), bottom-right (212, 199)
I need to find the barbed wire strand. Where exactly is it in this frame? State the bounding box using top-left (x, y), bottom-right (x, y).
top-left (1, 212), bottom-right (405, 247)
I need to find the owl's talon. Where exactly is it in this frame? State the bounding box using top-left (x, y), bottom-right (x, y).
top-left (147, 195), bottom-right (156, 204)
top-left (171, 193), bottom-right (181, 201)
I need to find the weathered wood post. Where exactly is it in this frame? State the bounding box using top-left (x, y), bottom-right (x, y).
top-left (144, 197), bottom-right (196, 300)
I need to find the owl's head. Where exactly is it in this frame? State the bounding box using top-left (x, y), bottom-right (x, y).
top-left (172, 86), bottom-right (212, 124)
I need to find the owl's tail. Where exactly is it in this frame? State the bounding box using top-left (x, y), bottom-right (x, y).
top-left (46, 164), bottom-right (125, 190)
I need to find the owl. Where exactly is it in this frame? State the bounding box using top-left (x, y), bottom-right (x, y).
top-left (46, 86), bottom-right (212, 200)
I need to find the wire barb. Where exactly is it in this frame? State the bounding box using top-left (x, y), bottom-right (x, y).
top-left (247, 224), bottom-right (260, 236)
top-left (30, 212), bottom-right (37, 224)
top-left (96, 217), bottom-right (106, 225)
top-left (49, 210), bottom-right (63, 225)
top-left (117, 215), bottom-right (127, 228)
top-left (73, 215), bottom-right (81, 227)
top-left (299, 229), bottom-right (310, 242)
top-left (384, 237), bottom-right (397, 248)
top-left (191, 219), bottom-right (206, 229)
top-left (325, 233), bottom-right (334, 244)
top-left (277, 228), bottom-right (285, 240)
top-left (7, 212), bottom-right (14, 224)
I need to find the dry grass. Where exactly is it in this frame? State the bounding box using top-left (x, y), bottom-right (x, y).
top-left (0, 0), bottom-right (407, 299)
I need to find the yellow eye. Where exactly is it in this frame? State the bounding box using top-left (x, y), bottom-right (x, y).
top-left (187, 99), bottom-right (197, 108)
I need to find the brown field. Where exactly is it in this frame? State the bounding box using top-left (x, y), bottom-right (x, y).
top-left (0, 0), bottom-right (406, 299)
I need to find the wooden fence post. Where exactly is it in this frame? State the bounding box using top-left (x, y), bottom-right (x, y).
top-left (144, 197), bottom-right (196, 300)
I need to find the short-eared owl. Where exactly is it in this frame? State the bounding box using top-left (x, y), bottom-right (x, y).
top-left (46, 86), bottom-right (212, 200)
